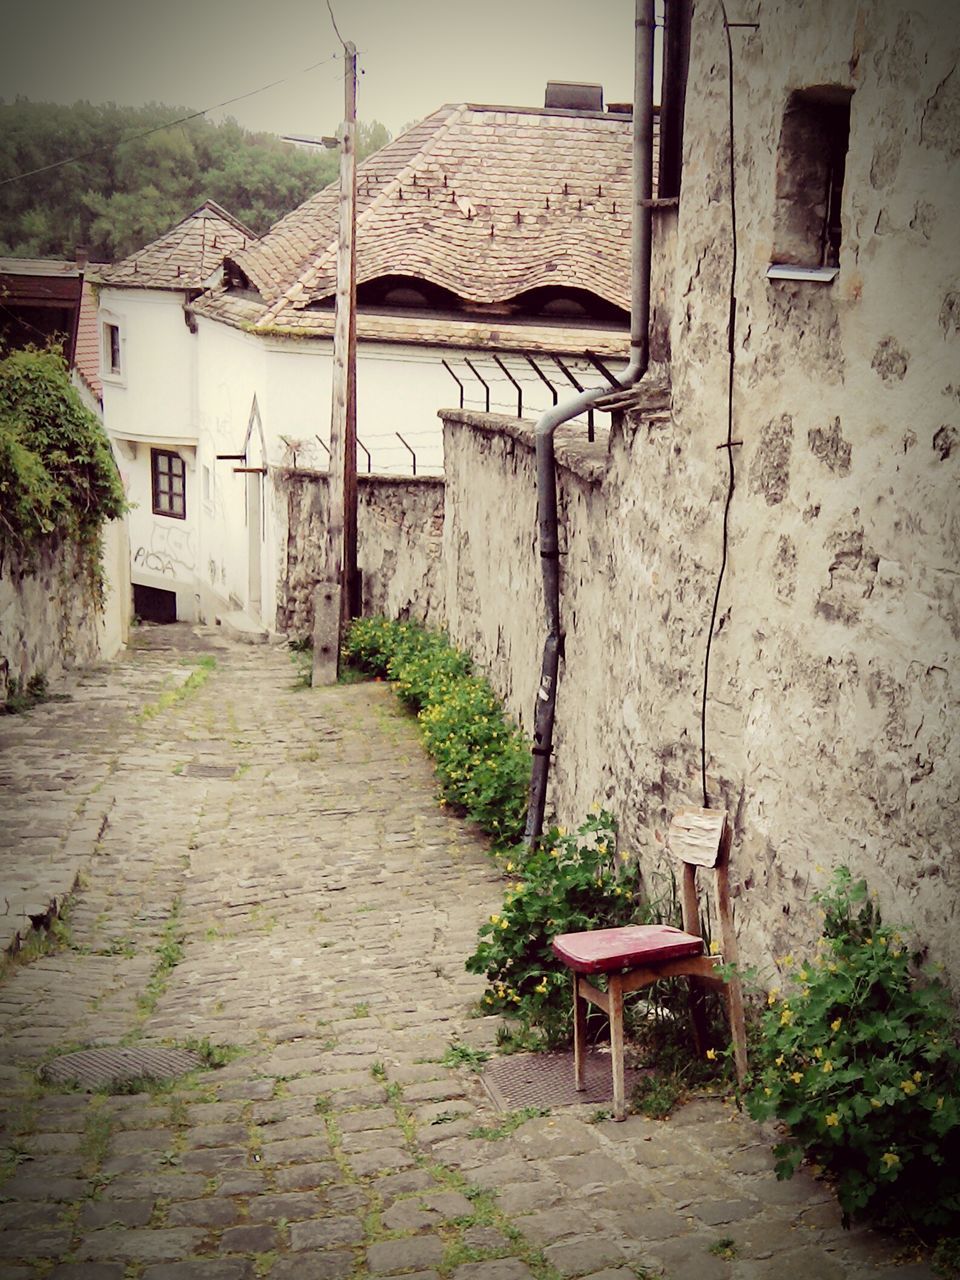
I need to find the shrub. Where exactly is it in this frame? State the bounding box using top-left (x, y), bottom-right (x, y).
top-left (0, 347), bottom-right (125, 566)
top-left (746, 867), bottom-right (960, 1234)
top-left (465, 809), bottom-right (646, 1046)
top-left (342, 618), bottom-right (528, 846)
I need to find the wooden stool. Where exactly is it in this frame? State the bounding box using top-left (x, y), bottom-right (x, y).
top-left (551, 807), bottom-right (748, 1120)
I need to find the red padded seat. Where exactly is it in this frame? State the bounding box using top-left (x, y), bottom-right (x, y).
top-left (552, 924), bottom-right (704, 974)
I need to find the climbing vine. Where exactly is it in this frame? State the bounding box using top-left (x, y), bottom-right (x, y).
top-left (0, 347), bottom-right (125, 583)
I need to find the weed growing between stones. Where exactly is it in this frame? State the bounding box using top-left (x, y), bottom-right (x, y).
top-left (746, 867), bottom-right (960, 1241)
top-left (1, 671), bottom-right (71, 714)
top-left (708, 1237), bottom-right (738, 1259)
top-left (440, 1042), bottom-right (491, 1073)
top-left (137, 656), bottom-right (216, 722)
top-left (467, 1107), bottom-right (550, 1140)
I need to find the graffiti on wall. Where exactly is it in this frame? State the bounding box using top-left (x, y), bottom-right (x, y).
top-left (134, 521), bottom-right (197, 579)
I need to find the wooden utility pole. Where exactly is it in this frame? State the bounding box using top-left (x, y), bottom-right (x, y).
top-left (320, 39), bottom-right (359, 675)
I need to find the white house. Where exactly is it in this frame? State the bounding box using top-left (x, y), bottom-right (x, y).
top-left (100, 89), bottom-right (652, 630)
top-left (95, 201), bottom-right (256, 624)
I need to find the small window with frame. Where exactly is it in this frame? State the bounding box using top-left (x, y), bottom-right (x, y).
top-left (769, 86), bottom-right (852, 281)
top-left (103, 321), bottom-right (122, 375)
top-left (151, 448), bottom-right (186, 519)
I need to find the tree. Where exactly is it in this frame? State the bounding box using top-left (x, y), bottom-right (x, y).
top-left (0, 100), bottom-right (391, 262)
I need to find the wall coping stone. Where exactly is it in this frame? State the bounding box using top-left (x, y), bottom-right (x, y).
top-left (440, 378), bottom-right (672, 488)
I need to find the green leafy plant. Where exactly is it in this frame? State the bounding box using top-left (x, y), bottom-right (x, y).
top-left (0, 348), bottom-right (125, 575)
top-left (343, 617), bottom-right (528, 845)
top-left (465, 810), bottom-right (644, 1046)
top-left (746, 867), bottom-right (960, 1235)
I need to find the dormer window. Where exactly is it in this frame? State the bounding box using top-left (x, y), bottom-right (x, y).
top-left (769, 86), bottom-right (852, 281)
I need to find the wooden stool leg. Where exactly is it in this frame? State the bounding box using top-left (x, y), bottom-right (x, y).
top-left (573, 974), bottom-right (587, 1092)
top-left (725, 972), bottom-right (748, 1087)
top-left (609, 974), bottom-right (626, 1121)
top-left (688, 976), bottom-right (710, 1056)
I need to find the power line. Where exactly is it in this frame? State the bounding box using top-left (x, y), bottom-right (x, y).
top-left (0, 53), bottom-right (341, 189)
top-left (325, 0), bottom-right (348, 50)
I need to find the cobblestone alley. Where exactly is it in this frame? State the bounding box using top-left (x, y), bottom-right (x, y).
top-left (0, 627), bottom-right (935, 1279)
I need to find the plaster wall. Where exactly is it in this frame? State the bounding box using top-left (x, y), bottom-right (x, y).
top-left (437, 0), bottom-right (960, 985)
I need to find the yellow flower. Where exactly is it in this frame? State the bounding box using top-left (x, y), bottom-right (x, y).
top-left (871, 1099), bottom-right (883, 1108)
top-left (827, 962), bottom-right (838, 973)
top-left (706, 1049), bottom-right (717, 1061)
top-left (505, 861), bottom-right (514, 872)
top-left (799, 968), bottom-right (810, 982)
top-left (790, 1071), bottom-right (803, 1084)
top-left (825, 1113), bottom-right (840, 1127)
top-left (813, 1047), bottom-right (823, 1059)
top-left (782, 954), bottom-right (794, 968)
top-left (768, 989), bottom-right (780, 1006)
top-left (500, 919), bottom-right (509, 930)
top-left (830, 1018), bottom-right (842, 1032)
top-left (780, 1007), bottom-right (794, 1026)
top-left (535, 980), bottom-right (548, 994)
top-left (490, 914), bottom-right (501, 926)
top-left (709, 940), bottom-right (720, 955)
top-left (877, 936), bottom-right (887, 947)
top-left (620, 851), bottom-right (631, 862)
top-left (557, 826), bottom-right (567, 837)
top-left (937, 1097), bottom-right (944, 1110)
top-left (764, 1087), bottom-right (772, 1096)
top-left (900, 1080), bottom-right (917, 1095)
top-left (822, 1060), bottom-right (834, 1074)
top-left (881, 1151), bottom-right (900, 1169)
top-left (913, 1071), bottom-right (923, 1083)
top-left (775, 1055), bottom-right (785, 1067)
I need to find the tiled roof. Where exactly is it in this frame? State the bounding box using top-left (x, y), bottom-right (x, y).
top-left (96, 201), bottom-right (256, 290)
top-left (73, 278), bottom-right (101, 399)
top-left (193, 286), bottom-right (632, 358)
top-left (211, 103), bottom-right (647, 338)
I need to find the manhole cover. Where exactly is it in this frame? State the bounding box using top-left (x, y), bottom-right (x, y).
top-left (482, 1050), bottom-right (649, 1111)
top-left (40, 1046), bottom-right (203, 1090)
top-left (183, 763), bottom-right (237, 779)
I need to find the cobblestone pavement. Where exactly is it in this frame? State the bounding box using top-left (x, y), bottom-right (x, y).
top-left (0, 627), bottom-right (935, 1280)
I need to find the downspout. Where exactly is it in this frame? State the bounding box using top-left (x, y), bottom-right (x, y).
top-left (524, 0), bottom-right (655, 842)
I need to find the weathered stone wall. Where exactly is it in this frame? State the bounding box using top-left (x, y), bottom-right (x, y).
top-left (274, 468), bottom-right (445, 639)
top-left (439, 0), bottom-right (960, 985)
top-left (0, 538), bottom-right (106, 700)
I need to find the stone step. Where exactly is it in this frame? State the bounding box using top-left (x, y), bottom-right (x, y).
top-left (216, 610), bottom-right (271, 645)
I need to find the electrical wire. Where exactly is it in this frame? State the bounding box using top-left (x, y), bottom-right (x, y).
top-left (0, 53), bottom-right (341, 189)
top-left (699, 0), bottom-right (738, 808)
top-left (325, 0), bottom-right (347, 50)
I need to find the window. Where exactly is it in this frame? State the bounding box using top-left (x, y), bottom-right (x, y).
top-left (151, 449), bottom-right (186, 519)
top-left (771, 86), bottom-right (852, 275)
top-left (104, 322), bottom-right (121, 374)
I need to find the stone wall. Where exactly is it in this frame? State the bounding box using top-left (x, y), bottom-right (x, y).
top-left (274, 468), bottom-right (445, 639)
top-left (437, 0), bottom-right (960, 986)
top-left (0, 533), bottom-right (118, 701)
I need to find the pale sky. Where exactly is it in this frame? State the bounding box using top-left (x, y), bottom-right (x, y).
top-left (1, 0), bottom-right (641, 141)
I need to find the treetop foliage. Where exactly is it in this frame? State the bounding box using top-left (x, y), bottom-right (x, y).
top-left (0, 99), bottom-right (391, 263)
top-left (0, 346), bottom-right (126, 562)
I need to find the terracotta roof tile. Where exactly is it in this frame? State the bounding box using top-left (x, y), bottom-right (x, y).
top-left (73, 278), bottom-right (101, 399)
top-left (221, 103), bottom-right (655, 338)
top-left (192, 284), bottom-right (630, 357)
top-left (96, 201), bottom-right (256, 291)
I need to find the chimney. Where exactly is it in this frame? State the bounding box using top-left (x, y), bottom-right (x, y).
top-left (544, 81), bottom-right (604, 112)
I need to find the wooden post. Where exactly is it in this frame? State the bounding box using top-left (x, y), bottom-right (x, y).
top-left (324, 40), bottom-right (360, 663)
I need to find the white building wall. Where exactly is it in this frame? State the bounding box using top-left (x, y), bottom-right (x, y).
top-left (99, 287), bottom-right (201, 621)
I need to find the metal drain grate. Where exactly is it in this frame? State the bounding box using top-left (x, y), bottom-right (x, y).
top-left (481, 1050), bottom-right (650, 1111)
top-left (40, 1046), bottom-right (203, 1090)
top-left (183, 763), bottom-right (237, 779)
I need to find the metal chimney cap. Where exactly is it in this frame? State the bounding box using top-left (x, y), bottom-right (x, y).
top-left (544, 81), bottom-right (604, 112)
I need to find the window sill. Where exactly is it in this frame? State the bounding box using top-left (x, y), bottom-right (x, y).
top-left (767, 264), bottom-right (839, 283)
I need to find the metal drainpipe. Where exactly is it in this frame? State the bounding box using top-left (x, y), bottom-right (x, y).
top-left (524, 0), bottom-right (655, 843)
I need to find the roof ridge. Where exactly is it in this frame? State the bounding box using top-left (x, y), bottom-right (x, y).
top-left (188, 199), bottom-right (258, 240)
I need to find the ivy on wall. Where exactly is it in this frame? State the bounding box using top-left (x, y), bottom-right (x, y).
top-left (0, 348), bottom-right (125, 585)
